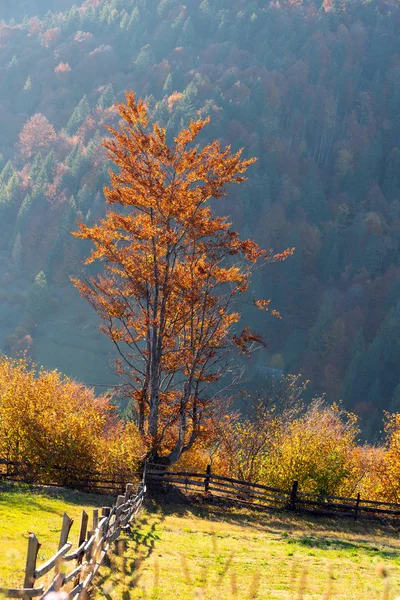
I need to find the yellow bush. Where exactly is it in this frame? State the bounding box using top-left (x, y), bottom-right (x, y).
top-left (0, 355), bottom-right (144, 485)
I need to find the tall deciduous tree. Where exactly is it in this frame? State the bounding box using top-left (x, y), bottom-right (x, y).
top-left (72, 92), bottom-right (293, 463)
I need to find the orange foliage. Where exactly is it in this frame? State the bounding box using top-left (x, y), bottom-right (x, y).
top-left (0, 356), bottom-right (143, 485)
top-left (55, 62), bottom-right (72, 73)
top-left (19, 114), bottom-right (57, 159)
top-left (72, 91), bottom-right (293, 463)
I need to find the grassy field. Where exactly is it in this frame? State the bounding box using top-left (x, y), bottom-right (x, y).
top-left (95, 500), bottom-right (400, 600)
top-left (0, 481), bottom-right (113, 588)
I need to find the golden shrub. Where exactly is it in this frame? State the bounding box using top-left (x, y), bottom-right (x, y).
top-left (0, 355), bottom-right (144, 485)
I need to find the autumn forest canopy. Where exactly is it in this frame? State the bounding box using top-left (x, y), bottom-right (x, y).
top-left (1, 0), bottom-right (400, 445)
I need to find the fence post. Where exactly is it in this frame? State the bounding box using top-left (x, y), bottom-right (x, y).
top-left (92, 508), bottom-right (99, 531)
top-left (290, 481), bottom-right (298, 511)
top-left (355, 493), bottom-right (361, 520)
top-left (125, 483), bottom-right (134, 502)
top-left (78, 510), bottom-right (88, 549)
top-left (58, 513), bottom-right (73, 550)
top-left (23, 533), bottom-right (40, 590)
top-left (73, 510), bottom-right (88, 587)
top-left (204, 464), bottom-right (211, 493)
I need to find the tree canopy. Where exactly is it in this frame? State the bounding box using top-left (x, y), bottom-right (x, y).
top-left (72, 92), bottom-right (293, 462)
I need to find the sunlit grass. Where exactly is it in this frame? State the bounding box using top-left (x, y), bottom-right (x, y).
top-left (95, 501), bottom-right (400, 599)
top-left (0, 480), bottom-right (113, 588)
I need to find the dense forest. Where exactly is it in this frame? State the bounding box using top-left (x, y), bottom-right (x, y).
top-left (0, 0), bottom-right (400, 435)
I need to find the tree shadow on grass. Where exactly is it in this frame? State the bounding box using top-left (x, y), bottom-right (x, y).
top-left (0, 480), bottom-right (114, 508)
top-left (145, 493), bottom-right (400, 553)
top-left (96, 511), bottom-right (166, 599)
top-left (292, 534), bottom-right (400, 561)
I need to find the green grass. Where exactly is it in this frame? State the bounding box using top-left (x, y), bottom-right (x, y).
top-left (0, 480), bottom-right (114, 588)
top-left (95, 501), bottom-right (400, 599)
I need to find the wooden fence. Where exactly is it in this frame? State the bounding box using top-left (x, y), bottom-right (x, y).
top-left (0, 459), bottom-right (141, 494)
top-left (145, 463), bottom-right (400, 521)
top-left (0, 481), bottom-right (146, 599)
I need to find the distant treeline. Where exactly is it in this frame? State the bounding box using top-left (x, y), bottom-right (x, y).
top-left (0, 0), bottom-right (400, 431)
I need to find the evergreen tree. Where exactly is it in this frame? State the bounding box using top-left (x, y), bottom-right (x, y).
top-left (66, 96), bottom-right (91, 135)
top-left (163, 73), bottom-right (173, 94)
top-left (0, 161), bottom-right (15, 186)
top-left (44, 150), bottom-right (56, 178)
top-left (17, 194), bottom-right (33, 230)
top-left (27, 271), bottom-right (50, 319)
top-left (97, 84), bottom-right (115, 110)
top-left (29, 153), bottom-right (43, 184)
top-left (134, 44), bottom-right (155, 74)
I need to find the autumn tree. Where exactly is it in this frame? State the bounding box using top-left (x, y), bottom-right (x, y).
top-left (72, 92), bottom-right (293, 463)
top-left (19, 114), bottom-right (57, 159)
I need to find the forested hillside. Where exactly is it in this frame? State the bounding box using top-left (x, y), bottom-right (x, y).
top-left (1, 0), bottom-right (399, 432)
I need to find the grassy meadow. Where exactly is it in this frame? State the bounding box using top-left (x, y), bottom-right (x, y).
top-left (0, 481), bottom-right (113, 588)
top-left (95, 502), bottom-right (400, 600)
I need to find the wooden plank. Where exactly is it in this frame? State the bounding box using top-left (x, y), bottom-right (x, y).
top-left (0, 587), bottom-right (44, 598)
top-left (77, 511), bottom-right (89, 550)
top-left (148, 469), bottom-right (289, 494)
top-left (24, 534), bottom-right (40, 588)
top-left (125, 483), bottom-right (134, 501)
top-left (296, 498), bottom-right (357, 511)
top-left (207, 485), bottom-right (285, 505)
top-left (146, 470), bottom-right (204, 479)
top-left (297, 490), bottom-right (357, 502)
top-left (58, 513), bottom-right (73, 550)
top-left (84, 533), bottom-right (96, 556)
top-left (63, 563), bottom-right (85, 585)
top-left (205, 478), bottom-right (289, 501)
top-left (356, 497), bottom-right (400, 508)
top-left (92, 509), bottom-right (99, 531)
top-left (297, 491), bottom-right (400, 509)
top-left (355, 504), bottom-right (400, 516)
top-left (146, 475), bottom-right (204, 488)
top-left (34, 543), bottom-right (72, 579)
top-left (63, 541), bottom-right (86, 562)
top-left (109, 527), bottom-right (121, 543)
top-left (210, 473), bottom-right (289, 494)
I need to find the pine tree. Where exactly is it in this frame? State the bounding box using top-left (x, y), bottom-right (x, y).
top-left (27, 271), bottom-right (50, 319)
top-left (66, 96), bottom-right (91, 135)
top-left (0, 161), bottom-right (15, 186)
top-left (163, 73), bottom-right (173, 94)
top-left (134, 44), bottom-right (154, 74)
top-left (29, 153), bottom-right (43, 184)
top-left (97, 84), bottom-right (115, 110)
top-left (44, 150), bottom-right (56, 178)
top-left (17, 194), bottom-right (33, 230)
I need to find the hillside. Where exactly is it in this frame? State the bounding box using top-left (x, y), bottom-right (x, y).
top-left (1, 0), bottom-right (400, 430)
top-left (95, 502), bottom-right (400, 599)
top-left (0, 481), bottom-right (113, 588)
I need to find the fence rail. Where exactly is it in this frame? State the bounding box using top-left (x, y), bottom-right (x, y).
top-left (0, 459), bottom-right (140, 494)
top-left (0, 481), bottom-right (146, 599)
top-left (145, 464), bottom-right (400, 521)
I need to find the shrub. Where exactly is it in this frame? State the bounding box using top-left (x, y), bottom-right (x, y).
top-left (0, 355), bottom-right (143, 485)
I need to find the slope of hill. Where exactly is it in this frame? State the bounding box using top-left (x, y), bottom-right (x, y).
top-left (1, 0), bottom-right (400, 430)
top-left (0, 481), bottom-right (113, 588)
top-left (95, 502), bottom-right (400, 599)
